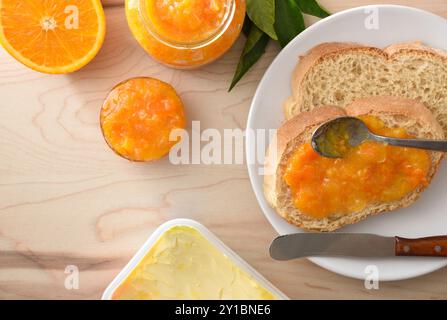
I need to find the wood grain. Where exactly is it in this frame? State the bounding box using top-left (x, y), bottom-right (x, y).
top-left (1, 1), bottom-right (447, 300)
top-left (395, 236), bottom-right (447, 257)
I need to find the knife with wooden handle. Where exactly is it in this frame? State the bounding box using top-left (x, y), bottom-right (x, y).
top-left (269, 233), bottom-right (447, 260)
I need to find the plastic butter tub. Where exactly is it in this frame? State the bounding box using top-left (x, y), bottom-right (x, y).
top-left (102, 219), bottom-right (288, 300)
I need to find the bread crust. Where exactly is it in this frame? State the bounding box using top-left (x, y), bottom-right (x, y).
top-left (344, 96), bottom-right (444, 136)
top-left (264, 106), bottom-right (345, 209)
top-left (285, 41), bottom-right (447, 122)
top-left (383, 41), bottom-right (447, 58)
top-left (265, 96), bottom-right (444, 232)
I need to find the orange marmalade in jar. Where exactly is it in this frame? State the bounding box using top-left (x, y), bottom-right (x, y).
top-left (125, 0), bottom-right (246, 68)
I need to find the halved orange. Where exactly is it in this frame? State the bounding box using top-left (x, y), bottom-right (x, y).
top-left (0, 0), bottom-right (106, 74)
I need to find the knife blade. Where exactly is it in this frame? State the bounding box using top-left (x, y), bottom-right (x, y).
top-left (269, 233), bottom-right (447, 260)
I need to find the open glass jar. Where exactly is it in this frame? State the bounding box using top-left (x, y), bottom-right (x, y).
top-left (125, 0), bottom-right (246, 69)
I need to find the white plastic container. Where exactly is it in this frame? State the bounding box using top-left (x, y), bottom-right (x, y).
top-left (102, 218), bottom-right (288, 300)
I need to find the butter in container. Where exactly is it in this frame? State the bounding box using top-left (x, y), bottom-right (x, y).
top-left (102, 219), bottom-right (287, 300)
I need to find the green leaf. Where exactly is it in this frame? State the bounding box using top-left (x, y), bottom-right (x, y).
top-left (246, 0), bottom-right (277, 40)
top-left (242, 15), bottom-right (252, 37)
top-left (295, 0), bottom-right (330, 18)
top-left (229, 25), bottom-right (270, 91)
top-left (274, 0), bottom-right (306, 48)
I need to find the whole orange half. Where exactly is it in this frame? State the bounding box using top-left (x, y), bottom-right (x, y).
top-left (0, 0), bottom-right (106, 74)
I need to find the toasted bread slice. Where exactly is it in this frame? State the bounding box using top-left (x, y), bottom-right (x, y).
top-left (265, 96), bottom-right (444, 232)
top-left (284, 42), bottom-right (447, 133)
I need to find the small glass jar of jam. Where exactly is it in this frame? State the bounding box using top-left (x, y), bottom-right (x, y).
top-left (125, 0), bottom-right (246, 69)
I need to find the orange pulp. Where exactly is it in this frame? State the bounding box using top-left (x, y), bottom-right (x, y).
top-left (0, 0), bottom-right (105, 73)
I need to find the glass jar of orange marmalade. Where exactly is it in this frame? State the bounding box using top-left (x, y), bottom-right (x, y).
top-left (125, 0), bottom-right (246, 68)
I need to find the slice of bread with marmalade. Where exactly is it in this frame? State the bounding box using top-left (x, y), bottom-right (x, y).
top-left (265, 96), bottom-right (444, 232)
top-left (284, 42), bottom-right (447, 133)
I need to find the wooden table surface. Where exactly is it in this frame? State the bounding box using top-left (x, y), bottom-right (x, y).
top-left (1, 0), bottom-right (447, 300)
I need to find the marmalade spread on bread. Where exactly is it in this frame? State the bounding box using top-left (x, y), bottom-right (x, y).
top-left (283, 116), bottom-right (431, 218)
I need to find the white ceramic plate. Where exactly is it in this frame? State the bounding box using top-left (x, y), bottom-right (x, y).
top-left (246, 5), bottom-right (447, 281)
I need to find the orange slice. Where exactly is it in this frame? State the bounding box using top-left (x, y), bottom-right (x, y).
top-left (0, 0), bottom-right (106, 74)
top-left (100, 77), bottom-right (186, 162)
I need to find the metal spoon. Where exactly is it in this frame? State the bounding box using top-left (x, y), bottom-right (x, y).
top-left (311, 116), bottom-right (447, 158)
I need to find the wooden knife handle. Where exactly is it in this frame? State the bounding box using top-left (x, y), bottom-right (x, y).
top-left (395, 236), bottom-right (447, 257)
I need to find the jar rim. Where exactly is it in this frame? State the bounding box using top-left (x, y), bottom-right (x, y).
top-left (137, 0), bottom-right (236, 50)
